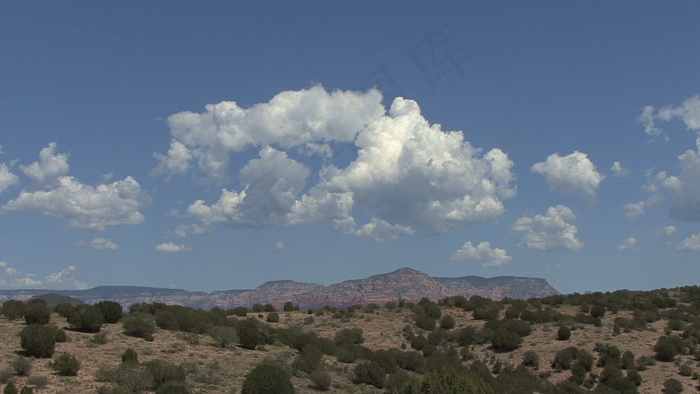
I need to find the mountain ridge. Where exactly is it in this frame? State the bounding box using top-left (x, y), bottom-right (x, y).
top-left (0, 267), bottom-right (559, 310)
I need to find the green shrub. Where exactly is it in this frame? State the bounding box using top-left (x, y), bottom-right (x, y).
top-left (19, 325), bottom-right (56, 358)
top-left (334, 327), bottom-right (364, 346)
top-left (143, 360), bottom-right (185, 391)
top-left (421, 368), bottom-right (494, 394)
top-left (620, 350), bottom-right (635, 370)
top-left (95, 301), bottom-right (123, 324)
top-left (679, 363), bottom-right (693, 377)
top-left (309, 369), bottom-right (331, 390)
top-left (10, 356), bottom-right (31, 376)
top-left (266, 312), bottom-right (280, 323)
top-left (396, 351), bottom-right (424, 373)
top-left (53, 326), bottom-right (67, 342)
top-left (292, 344), bottom-right (323, 374)
top-left (283, 302), bottom-right (295, 312)
top-left (522, 350), bottom-right (539, 369)
top-left (25, 376), bottom-right (48, 388)
top-left (54, 302), bottom-right (75, 318)
top-left (23, 303), bottom-right (50, 325)
top-left (242, 364), bottom-right (295, 394)
top-left (439, 315), bottom-right (456, 330)
top-left (552, 348), bottom-right (575, 370)
top-left (0, 369), bottom-right (10, 384)
top-left (121, 348), bottom-right (139, 365)
top-left (209, 326), bottom-right (238, 348)
top-left (1, 300), bottom-right (26, 321)
top-left (557, 325), bottom-right (571, 341)
top-left (237, 319), bottom-right (268, 350)
top-left (410, 335), bottom-right (427, 351)
top-left (154, 381), bottom-right (189, 394)
top-left (114, 365), bottom-right (153, 392)
top-left (19, 386), bottom-right (33, 394)
top-left (50, 353), bottom-right (80, 376)
top-left (454, 326), bottom-right (483, 346)
top-left (413, 314), bottom-right (436, 331)
top-left (489, 328), bottom-right (522, 351)
top-left (663, 378), bottom-right (683, 394)
top-left (68, 305), bottom-right (105, 333)
top-left (654, 335), bottom-right (684, 362)
top-left (354, 361), bottom-right (385, 389)
top-left (590, 304), bottom-right (606, 318)
top-left (122, 314), bottom-right (156, 341)
top-left (3, 381), bottom-right (18, 394)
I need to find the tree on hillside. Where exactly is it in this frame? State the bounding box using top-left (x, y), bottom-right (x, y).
top-left (95, 301), bottom-right (123, 323)
top-left (1, 300), bottom-right (26, 321)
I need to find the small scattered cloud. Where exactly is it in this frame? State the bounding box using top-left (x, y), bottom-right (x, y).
top-left (0, 261), bottom-right (86, 290)
top-left (512, 205), bottom-right (583, 251)
top-left (334, 217), bottom-right (414, 242)
top-left (450, 241), bottom-right (512, 267)
top-left (611, 161), bottom-right (630, 178)
top-left (639, 95), bottom-right (700, 143)
top-left (677, 234), bottom-right (700, 251)
top-left (531, 151), bottom-right (604, 200)
top-left (659, 226), bottom-right (678, 236)
top-left (618, 237), bottom-right (638, 251)
top-left (274, 241), bottom-right (285, 253)
top-left (155, 242), bottom-right (192, 252)
top-left (89, 238), bottom-right (119, 250)
top-left (0, 261), bottom-right (42, 288)
top-left (45, 265), bottom-right (88, 290)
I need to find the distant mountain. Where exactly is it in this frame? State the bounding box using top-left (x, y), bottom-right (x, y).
top-left (0, 267), bottom-right (559, 310)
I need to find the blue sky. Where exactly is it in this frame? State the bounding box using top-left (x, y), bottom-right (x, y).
top-left (1, 2), bottom-right (699, 294)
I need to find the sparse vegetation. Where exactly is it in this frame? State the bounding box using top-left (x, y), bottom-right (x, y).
top-left (2, 285), bottom-right (700, 392)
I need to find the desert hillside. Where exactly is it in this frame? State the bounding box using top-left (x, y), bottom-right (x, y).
top-left (1, 286), bottom-right (699, 393)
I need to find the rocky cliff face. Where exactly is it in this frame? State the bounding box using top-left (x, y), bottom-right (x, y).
top-left (0, 268), bottom-right (560, 310)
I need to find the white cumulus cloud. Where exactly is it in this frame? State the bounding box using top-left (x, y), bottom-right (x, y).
top-left (512, 205), bottom-right (583, 251)
top-left (2, 143), bottom-right (150, 230)
top-left (274, 241), bottom-right (285, 253)
top-left (531, 151), bottom-right (604, 200)
top-left (163, 87), bottom-right (516, 240)
top-left (155, 242), bottom-right (192, 252)
top-left (640, 95), bottom-right (700, 143)
top-left (450, 241), bottom-right (512, 267)
top-left (45, 265), bottom-right (88, 290)
top-left (618, 237), bottom-right (638, 251)
top-left (636, 150), bottom-right (700, 222)
top-left (611, 161), bottom-right (630, 178)
top-left (20, 142), bottom-right (69, 188)
top-left (89, 238), bottom-right (119, 250)
top-left (677, 234), bottom-right (700, 251)
top-left (0, 162), bottom-right (19, 193)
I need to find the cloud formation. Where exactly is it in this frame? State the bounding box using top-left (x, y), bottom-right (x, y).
top-left (2, 143), bottom-right (150, 230)
top-left (0, 163), bottom-right (18, 193)
top-left (161, 87), bottom-right (516, 240)
top-left (618, 237), bottom-right (638, 251)
top-left (155, 242), bottom-right (192, 252)
top-left (45, 265), bottom-right (88, 290)
top-left (88, 238), bottom-right (119, 250)
top-left (531, 151), bottom-right (604, 199)
top-left (0, 261), bottom-right (86, 289)
top-left (611, 161), bottom-right (630, 178)
top-left (677, 234), bottom-right (700, 251)
top-left (512, 205), bottom-right (583, 251)
top-left (639, 95), bottom-right (700, 144)
top-left (450, 241), bottom-right (512, 267)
